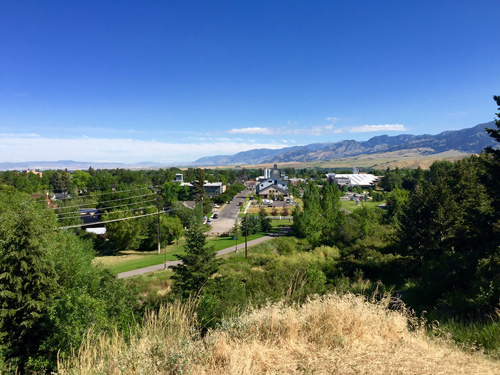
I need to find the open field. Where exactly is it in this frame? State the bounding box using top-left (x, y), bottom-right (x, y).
top-left (194, 150), bottom-right (471, 170)
top-left (94, 233), bottom-right (267, 274)
top-left (341, 200), bottom-right (382, 211)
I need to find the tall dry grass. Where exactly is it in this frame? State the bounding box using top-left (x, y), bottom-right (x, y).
top-left (57, 293), bottom-right (500, 375)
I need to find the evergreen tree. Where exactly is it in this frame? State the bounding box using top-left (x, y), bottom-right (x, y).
top-left (259, 208), bottom-right (272, 232)
top-left (397, 157), bottom-right (496, 309)
top-left (0, 191), bottom-right (58, 367)
top-left (171, 224), bottom-right (220, 299)
top-left (485, 95), bottom-right (500, 158)
top-left (192, 168), bottom-right (206, 203)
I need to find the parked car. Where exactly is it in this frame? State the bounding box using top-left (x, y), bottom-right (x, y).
top-left (213, 213), bottom-right (218, 219)
top-left (206, 219), bottom-right (213, 225)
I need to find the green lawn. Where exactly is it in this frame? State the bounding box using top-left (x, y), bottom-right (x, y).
top-left (340, 200), bottom-right (382, 211)
top-left (95, 233), bottom-right (267, 274)
top-left (270, 218), bottom-right (293, 227)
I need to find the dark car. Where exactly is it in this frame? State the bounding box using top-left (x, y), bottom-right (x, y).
top-left (213, 213), bottom-right (218, 219)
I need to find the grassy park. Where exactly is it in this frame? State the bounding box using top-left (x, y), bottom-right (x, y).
top-left (340, 199), bottom-right (381, 211)
top-left (94, 232), bottom-right (268, 274)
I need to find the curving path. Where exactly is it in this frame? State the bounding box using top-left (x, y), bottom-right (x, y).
top-left (117, 228), bottom-right (290, 279)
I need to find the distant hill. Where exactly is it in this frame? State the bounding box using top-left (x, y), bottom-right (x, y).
top-left (193, 121), bottom-right (499, 166)
top-left (0, 160), bottom-right (165, 171)
top-left (3, 122), bottom-right (497, 171)
top-left (192, 142), bottom-right (333, 166)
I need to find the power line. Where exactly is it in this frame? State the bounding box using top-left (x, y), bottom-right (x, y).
top-left (41, 185), bottom-right (160, 202)
top-left (52, 193), bottom-right (157, 210)
top-left (56, 198), bottom-right (158, 216)
top-left (57, 210), bottom-right (169, 230)
top-left (57, 204), bottom-right (158, 220)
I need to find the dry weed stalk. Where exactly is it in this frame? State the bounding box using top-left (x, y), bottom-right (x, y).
top-left (58, 293), bottom-right (500, 375)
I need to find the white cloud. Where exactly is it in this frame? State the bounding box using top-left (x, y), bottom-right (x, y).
top-left (227, 124), bottom-right (340, 136)
top-left (0, 135), bottom-right (288, 164)
top-left (0, 133), bottom-right (40, 138)
top-left (228, 127), bottom-right (274, 135)
top-left (347, 124), bottom-right (407, 133)
top-left (325, 117), bottom-right (339, 123)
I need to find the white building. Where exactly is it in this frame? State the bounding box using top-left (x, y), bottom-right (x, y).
top-left (325, 168), bottom-right (379, 188)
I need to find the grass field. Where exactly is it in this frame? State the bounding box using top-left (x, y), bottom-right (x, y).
top-left (197, 150), bottom-right (470, 170)
top-left (340, 200), bottom-right (382, 211)
top-left (94, 233), bottom-right (267, 274)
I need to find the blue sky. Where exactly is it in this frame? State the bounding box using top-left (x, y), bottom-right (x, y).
top-left (1, 0), bottom-right (499, 164)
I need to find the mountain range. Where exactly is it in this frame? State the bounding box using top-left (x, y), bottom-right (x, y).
top-left (1, 122), bottom-right (498, 171)
top-left (193, 121), bottom-right (499, 166)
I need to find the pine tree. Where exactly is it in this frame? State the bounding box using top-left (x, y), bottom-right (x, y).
top-left (0, 191), bottom-right (58, 365)
top-left (485, 95), bottom-right (500, 157)
top-left (171, 224), bottom-right (220, 299)
top-left (192, 168), bottom-right (206, 203)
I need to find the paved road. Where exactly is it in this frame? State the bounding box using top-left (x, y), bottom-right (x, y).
top-left (117, 228), bottom-right (290, 279)
top-left (208, 188), bottom-right (251, 236)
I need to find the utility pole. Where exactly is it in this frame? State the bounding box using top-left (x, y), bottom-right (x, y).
top-left (157, 187), bottom-right (161, 256)
top-left (245, 213), bottom-right (248, 259)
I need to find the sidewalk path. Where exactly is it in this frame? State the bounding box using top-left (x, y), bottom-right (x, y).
top-left (117, 228), bottom-right (290, 279)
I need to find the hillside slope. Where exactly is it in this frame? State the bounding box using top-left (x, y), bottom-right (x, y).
top-left (264, 121), bottom-right (498, 163)
top-left (59, 294), bottom-right (499, 374)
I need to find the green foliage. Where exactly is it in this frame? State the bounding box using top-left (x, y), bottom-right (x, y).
top-left (398, 156), bottom-right (498, 313)
top-left (258, 208), bottom-right (272, 233)
top-left (36, 231), bottom-right (137, 369)
top-left (485, 94), bottom-right (500, 158)
top-left (171, 224), bottom-right (221, 299)
top-left (241, 214), bottom-right (261, 235)
top-left (0, 192), bottom-right (58, 367)
top-left (385, 188), bottom-right (409, 224)
top-left (293, 183), bottom-right (344, 246)
top-left (71, 170), bottom-right (91, 191)
top-left (103, 211), bottom-right (146, 251)
top-left (292, 184), bottom-right (323, 245)
top-left (432, 316), bottom-right (500, 359)
top-left (192, 168), bottom-right (206, 203)
top-left (0, 192), bottom-right (138, 372)
top-left (0, 170), bottom-right (49, 193)
top-left (161, 181), bottom-right (180, 206)
top-left (142, 215), bottom-right (185, 250)
top-left (49, 170), bottom-right (72, 192)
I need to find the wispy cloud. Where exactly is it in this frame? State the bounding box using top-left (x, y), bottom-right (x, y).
top-left (0, 133), bottom-right (40, 138)
top-left (227, 124), bottom-right (338, 136)
top-left (0, 135), bottom-right (288, 164)
top-left (228, 127), bottom-right (275, 135)
top-left (227, 122), bottom-right (406, 136)
top-left (347, 124), bottom-right (407, 133)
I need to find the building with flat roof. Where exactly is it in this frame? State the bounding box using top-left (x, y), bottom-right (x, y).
top-left (326, 168), bottom-right (379, 188)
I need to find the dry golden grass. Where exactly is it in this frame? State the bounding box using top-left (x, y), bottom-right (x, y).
top-left (194, 150), bottom-right (470, 170)
top-left (246, 206), bottom-right (295, 215)
top-left (57, 294), bottom-right (499, 375)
